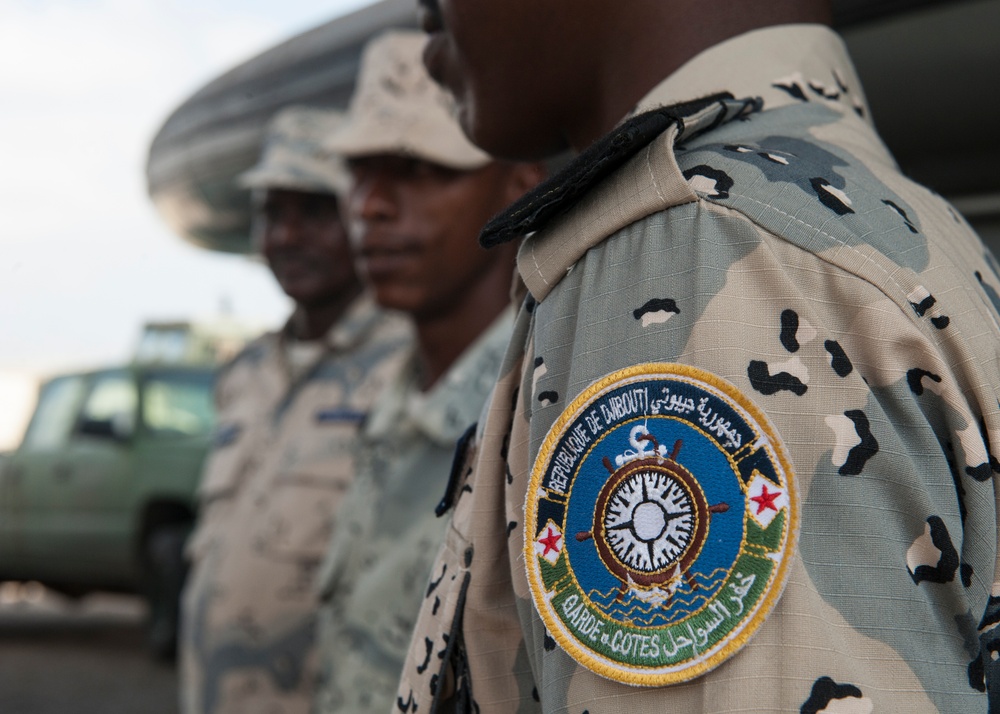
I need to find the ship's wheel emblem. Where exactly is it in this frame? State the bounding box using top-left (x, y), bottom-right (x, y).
top-left (525, 364), bottom-right (797, 686)
top-left (578, 432), bottom-right (729, 597)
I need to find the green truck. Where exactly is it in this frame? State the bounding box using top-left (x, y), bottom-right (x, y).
top-left (0, 364), bottom-right (216, 657)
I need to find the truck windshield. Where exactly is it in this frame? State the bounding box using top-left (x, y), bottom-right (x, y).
top-left (142, 372), bottom-right (215, 437)
top-left (21, 375), bottom-right (88, 450)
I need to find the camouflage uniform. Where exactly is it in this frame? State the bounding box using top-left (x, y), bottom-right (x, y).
top-left (396, 26), bottom-right (1000, 713)
top-left (181, 296), bottom-right (409, 714)
top-left (311, 310), bottom-right (512, 714)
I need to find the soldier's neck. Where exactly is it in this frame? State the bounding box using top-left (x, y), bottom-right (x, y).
top-left (563, 3), bottom-right (833, 151)
top-left (413, 294), bottom-right (508, 393)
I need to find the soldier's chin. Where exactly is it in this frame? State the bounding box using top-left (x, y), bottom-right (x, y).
top-left (462, 99), bottom-right (568, 162)
top-left (368, 279), bottom-right (417, 314)
top-left (278, 279), bottom-right (319, 306)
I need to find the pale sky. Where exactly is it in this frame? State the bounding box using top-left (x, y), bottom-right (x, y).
top-left (0, 0), bottom-right (376, 447)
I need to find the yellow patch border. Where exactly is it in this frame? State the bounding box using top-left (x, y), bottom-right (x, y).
top-left (524, 362), bottom-right (799, 686)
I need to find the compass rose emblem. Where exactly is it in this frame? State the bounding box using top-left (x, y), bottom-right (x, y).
top-left (576, 433), bottom-right (729, 599)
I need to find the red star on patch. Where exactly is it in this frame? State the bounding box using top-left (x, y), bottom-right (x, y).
top-left (539, 526), bottom-right (562, 556)
top-left (751, 484), bottom-right (781, 515)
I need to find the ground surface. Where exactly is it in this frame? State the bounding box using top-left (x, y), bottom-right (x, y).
top-left (0, 583), bottom-right (178, 714)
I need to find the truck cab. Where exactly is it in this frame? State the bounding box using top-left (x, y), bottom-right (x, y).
top-left (0, 364), bottom-right (215, 656)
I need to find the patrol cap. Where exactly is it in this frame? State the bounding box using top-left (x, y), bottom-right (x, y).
top-left (324, 30), bottom-right (491, 170)
top-left (238, 106), bottom-right (350, 195)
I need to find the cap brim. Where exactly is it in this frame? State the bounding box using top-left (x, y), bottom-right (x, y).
top-left (325, 119), bottom-right (491, 171)
top-left (236, 167), bottom-right (345, 195)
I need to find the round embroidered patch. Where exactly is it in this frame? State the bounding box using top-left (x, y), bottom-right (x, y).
top-left (525, 363), bottom-right (797, 686)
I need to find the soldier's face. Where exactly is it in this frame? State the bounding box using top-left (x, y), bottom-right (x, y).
top-left (254, 189), bottom-right (358, 307)
top-left (345, 155), bottom-right (516, 321)
top-left (420, 0), bottom-right (586, 160)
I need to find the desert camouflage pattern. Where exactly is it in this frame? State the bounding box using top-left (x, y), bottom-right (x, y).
top-left (312, 310), bottom-right (512, 714)
top-left (324, 29), bottom-right (491, 171)
top-left (180, 295), bottom-right (409, 714)
top-left (396, 26), bottom-right (1000, 713)
top-left (238, 105), bottom-right (350, 197)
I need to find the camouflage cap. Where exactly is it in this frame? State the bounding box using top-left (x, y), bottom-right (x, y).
top-left (238, 106), bottom-right (350, 195)
top-left (324, 30), bottom-right (492, 170)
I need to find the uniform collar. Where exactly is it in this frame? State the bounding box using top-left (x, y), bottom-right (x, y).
top-left (278, 292), bottom-right (385, 353)
top-left (366, 308), bottom-right (514, 446)
top-left (487, 25), bottom-right (873, 303)
top-left (323, 293), bottom-right (388, 352)
top-left (270, 293), bottom-right (391, 387)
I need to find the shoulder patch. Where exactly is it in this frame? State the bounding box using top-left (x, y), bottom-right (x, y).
top-left (525, 364), bottom-right (798, 685)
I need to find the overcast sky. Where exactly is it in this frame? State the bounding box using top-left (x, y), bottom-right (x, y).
top-left (0, 0), bottom-right (376, 446)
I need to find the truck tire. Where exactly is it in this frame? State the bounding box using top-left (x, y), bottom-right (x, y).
top-left (142, 522), bottom-right (191, 660)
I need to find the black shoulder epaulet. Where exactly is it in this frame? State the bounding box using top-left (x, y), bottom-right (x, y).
top-left (480, 93), bottom-right (744, 248)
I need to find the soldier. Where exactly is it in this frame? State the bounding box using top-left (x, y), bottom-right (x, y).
top-left (399, 0), bottom-right (1000, 711)
top-left (310, 30), bottom-right (544, 714)
top-left (179, 106), bottom-right (410, 714)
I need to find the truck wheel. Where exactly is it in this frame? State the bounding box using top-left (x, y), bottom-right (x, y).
top-left (142, 522), bottom-right (191, 660)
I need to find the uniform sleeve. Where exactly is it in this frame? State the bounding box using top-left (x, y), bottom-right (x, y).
top-left (514, 199), bottom-right (997, 712)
